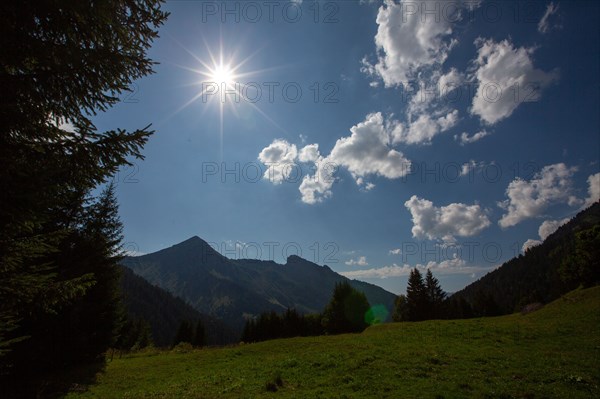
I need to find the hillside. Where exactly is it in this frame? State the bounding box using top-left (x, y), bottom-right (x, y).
top-left (121, 237), bottom-right (397, 329)
top-left (119, 267), bottom-right (238, 346)
top-left (451, 202), bottom-right (600, 313)
top-left (66, 286), bottom-right (600, 398)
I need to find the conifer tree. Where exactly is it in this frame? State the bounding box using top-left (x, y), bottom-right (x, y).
top-left (425, 269), bottom-right (446, 319)
top-left (193, 319), bottom-right (206, 348)
top-left (0, 0), bottom-right (168, 392)
top-left (406, 269), bottom-right (427, 321)
top-left (392, 294), bottom-right (409, 322)
top-left (172, 320), bottom-right (194, 346)
top-left (322, 282), bottom-right (370, 334)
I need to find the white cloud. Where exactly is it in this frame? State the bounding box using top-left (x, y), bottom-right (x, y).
top-left (298, 144), bottom-right (320, 163)
top-left (345, 256), bottom-right (369, 266)
top-left (328, 112), bottom-right (412, 182)
top-left (298, 156), bottom-right (335, 205)
top-left (362, 0), bottom-right (466, 87)
top-left (522, 217), bottom-right (570, 253)
top-left (404, 195), bottom-right (491, 242)
top-left (258, 139), bottom-right (298, 184)
top-left (539, 218), bottom-right (570, 240)
top-left (460, 160), bottom-right (484, 176)
top-left (260, 113), bottom-right (415, 204)
top-left (522, 239), bottom-right (542, 253)
top-left (455, 130), bottom-right (490, 145)
top-left (470, 38), bottom-right (559, 125)
top-left (389, 248), bottom-right (402, 255)
top-left (583, 172), bottom-right (600, 208)
top-left (394, 109), bottom-right (459, 145)
top-left (538, 2), bottom-right (562, 34)
top-left (438, 68), bottom-right (464, 94)
top-left (340, 255), bottom-right (494, 280)
top-left (498, 163), bottom-right (578, 228)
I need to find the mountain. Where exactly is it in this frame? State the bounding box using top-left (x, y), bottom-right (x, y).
top-left (121, 237), bottom-right (397, 330)
top-left (119, 266), bottom-right (238, 346)
top-left (450, 202), bottom-right (600, 314)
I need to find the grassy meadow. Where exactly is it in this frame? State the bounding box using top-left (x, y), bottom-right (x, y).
top-left (66, 287), bottom-right (600, 398)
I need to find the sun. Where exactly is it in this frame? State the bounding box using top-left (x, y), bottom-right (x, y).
top-left (209, 63), bottom-right (235, 86)
top-left (171, 39), bottom-right (288, 158)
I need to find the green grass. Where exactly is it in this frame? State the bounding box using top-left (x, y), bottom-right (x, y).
top-left (66, 287), bottom-right (600, 398)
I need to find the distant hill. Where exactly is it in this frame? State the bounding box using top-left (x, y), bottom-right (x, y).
top-left (121, 237), bottom-right (397, 329)
top-left (119, 266), bottom-right (238, 346)
top-left (451, 202), bottom-right (600, 313)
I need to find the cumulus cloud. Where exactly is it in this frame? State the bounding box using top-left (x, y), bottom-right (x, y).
top-left (298, 143), bottom-right (320, 163)
top-left (328, 112), bottom-right (412, 182)
top-left (438, 68), bottom-right (464, 94)
top-left (470, 38), bottom-right (559, 125)
top-left (538, 2), bottom-right (562, 34)
top-left (583, 172), bottom-right (600, 208)
top-left (361, 0), bottom-right (468, 87)
top-left (393, 109), bottom-right (459, 145)
top-left (522, 239), bottom-right (542, 253)
top-left (257, 139), bottom-right (298, 184)
top-left (539, 218), bottom-right (570, 240)
top-left (522, 217), bottom-right (570, 253)
top-left (404, 195), bottom-right (491, 242)
top-left (345, 256), bottom-right (369, 266)
top-left (498, 163), bottom-right (578, 228)
top-left (340, 255), bottom-right (494, 280)
top-left (455, 130), bottom-right (490, 145)
top-left (259, 113), bottom-right (415, 204)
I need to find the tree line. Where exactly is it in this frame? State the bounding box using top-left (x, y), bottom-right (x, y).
top-left (242, 281), bottom-right (371, 343)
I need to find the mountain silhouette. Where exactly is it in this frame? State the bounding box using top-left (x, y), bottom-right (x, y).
top-left (121, 236), bottom-right (396, 330)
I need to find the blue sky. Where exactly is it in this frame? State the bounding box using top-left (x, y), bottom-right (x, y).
top-left (93, 0), bottom-right (599, 294)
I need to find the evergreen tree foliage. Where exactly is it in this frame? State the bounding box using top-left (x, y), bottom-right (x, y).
top-left (172, 320), bottom-right (194, 347)
top-left (392, 295), bottom-right (409, 322)
top-left (322, 281), bottom-right (370, 334)
top-left (115, 317), bottom-right (153, 352)
top-left (192, 319), bottom-right (206, 348)
top-left (424, 270), bottom-right (446, 319)
top-left (559, 225), bottom-right (600, 288)
top-left (449, 203), bottom-right (600, 316)
top-left (406, 269), bottom-right (427, 321)
top-left (0, 0), bottom-right (168, 393)
top-left (241, 310), bottom-right (324, 343)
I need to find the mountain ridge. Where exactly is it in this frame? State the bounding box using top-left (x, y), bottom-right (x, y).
top-left (121, 237), bottom-right (397, 330)
top-left (450, 202), bottom-right (600, 313)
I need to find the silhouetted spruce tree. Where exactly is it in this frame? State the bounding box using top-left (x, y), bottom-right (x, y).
top-left (406, 269), bottom-right (428, 321)
top-left (424, 270), bottom-right (446, 319)
top-left (392, 295), bottom-right (409, 322)
top-left (322, 282), bottom-right (370, 334)
top-left (172, 320), bottom-right (194, 346)
top-left (3, 182), bottom-right (130, 391)
top-left (192, 320), bottom-right (206, 348)
top-left (0, 0), bottom-right (168, 394)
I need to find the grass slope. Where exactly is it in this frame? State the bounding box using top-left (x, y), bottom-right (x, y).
top-left (67, 287), bottom-right (600, 398)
